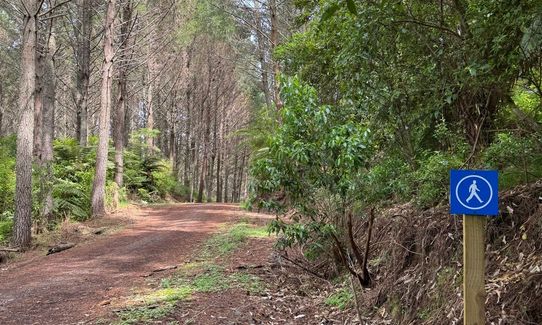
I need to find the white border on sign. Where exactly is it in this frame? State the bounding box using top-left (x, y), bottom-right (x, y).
top-left (455, 175), bottom-right (493, 210)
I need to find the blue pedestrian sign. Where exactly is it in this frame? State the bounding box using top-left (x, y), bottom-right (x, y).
top-left (450, 170), bottom-right (499, 216)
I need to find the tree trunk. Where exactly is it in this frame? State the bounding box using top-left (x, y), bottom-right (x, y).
top-left (170, 104), bottom-right (177, 176)
top-left (197, 156), bottom-right (206, 203)
top-left (269, 0), bottom-right (282, 110)
top-left (41, 20), bottom-right (56, 223)
top-left (145, 7), bottom-right (156, 151)
top-left (0, 83), bottom-right (3, 136)
top-left (13, 0), bottom-right (38, 249)
top-left (145, 74), bottom-right (154, 149)
top-left (231, 152), bottom-right (238, 202)
top-left (237, 150), bottom-right (246, 202)
top-left (75, 0), bottom-right (92, 147)
top-left (114, 0), bottom-right (133, 188)
top-left (33, 48), bottom-right (43, 159)
top-left (216, 149), bottom-right (222, 202)
top-left (254, 0), bottom-right (272, 109)
top-left (183, 47), bottom-right (193, 188)
top-left (224, 164), bottom-right (229, 203)
top-left (91, 0), bottom-right (116, 217)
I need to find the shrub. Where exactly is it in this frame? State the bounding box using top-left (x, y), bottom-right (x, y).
top-left (0, 213), bottom-right (13, 243)
top-left (483, 133), bottom-right (542, 188)
top-left (325, 287), bottom-right (354, 310)
top-left (0, 136), bottom-right (16, 216)
top-left (413, 151), bottom-right (463, 208)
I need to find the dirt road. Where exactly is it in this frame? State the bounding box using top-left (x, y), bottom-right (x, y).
top-left (0, 204), bottom-right (261, 325)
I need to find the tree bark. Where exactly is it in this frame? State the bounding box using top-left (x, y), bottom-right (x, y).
top-left (223, 164), bottom-right (229, 203)
top-left (145, 4), bottom-right (156, 151)
top-left (198, 107), bottom-right (211, 202)
top-left (41, 18), bottom-right (56, 223)
top-left (254, 1), bottom-right (272, 109)
top-left (237, 150), bottom-right (246, 202)
top-left (91, 0), bottom-right (116, 217)
top-left (184, 87), bottom-right (192, 188)
top-left (216, 148), bottom-right (222, 202)
top-left (33, 47), bottom-right (43, 159)
top-left (0, 83), bottom-right (3, 136)
top-left (75, 0), bottom-right (92, 147)
top-left (269, 0), bottom-right (282, 110)
top-left (114, 0), bottom-right (133, 188)
top-left (231, 152), bottom-right (238, 202)
top-left (169, 95), bottom-right (177, 176)
top-left (13, 0), bottom-right (38, 249)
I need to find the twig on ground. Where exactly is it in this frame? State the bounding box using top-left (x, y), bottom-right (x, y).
top-left (0, 247), bottom-right (20, 252)
top-left (279, 254), bottom-right (331, 284)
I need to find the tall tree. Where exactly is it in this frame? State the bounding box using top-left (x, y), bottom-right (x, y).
top-left (39, 1), bottom-right (57, 223)
top-left (145, 0), bottom-right (156, 150)
top-left (90, 0), bottom-right (116, 217)
top-left (74, 0), bottom-right (92, 147)
top-left (114, 0), bottom-right (134, 188)
top-left (13, 0), bottom-right (38, 248)
top-left (269, 0), bottom-right (282, 110)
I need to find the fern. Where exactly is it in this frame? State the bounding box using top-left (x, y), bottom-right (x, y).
top-left (53, 179), bottom-right (90, 220)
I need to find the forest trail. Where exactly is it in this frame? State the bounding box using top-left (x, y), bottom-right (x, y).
top-left (0, 204), bottom-right (269, 325)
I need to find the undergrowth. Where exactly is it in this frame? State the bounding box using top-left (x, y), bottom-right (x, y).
top-left (325, 287), bottom-right (353, 310)
top-left (0, 133), bottom-right (189, 244)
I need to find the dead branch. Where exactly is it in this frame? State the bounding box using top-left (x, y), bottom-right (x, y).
top-left (46, 243), bottom-right (75, 255)
top-left (141, 265), bottom-right (178, 277)
top-left (0, 247), bottom-right (21, 252)
top-left (279, 253), bottom-right (330, 283)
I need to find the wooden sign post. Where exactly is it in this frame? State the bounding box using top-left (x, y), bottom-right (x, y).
top-left (450, 170), bottom-right (498, 325)
top-left (463, 215), bottom-right (486, 325)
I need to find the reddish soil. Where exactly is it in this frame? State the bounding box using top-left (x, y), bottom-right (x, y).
top-left (0, 203), bottom-right (266, 325)
top-left (167, 237), bottom-right (356, 325)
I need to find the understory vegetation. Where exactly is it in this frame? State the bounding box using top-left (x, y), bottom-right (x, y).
top-left (0, 133), bottom-right (186, 243)
top-left (246, 1), bottom-right (542, 324)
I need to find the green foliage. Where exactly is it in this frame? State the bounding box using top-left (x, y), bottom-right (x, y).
top-left (325, 287), bottom-right (353, 310)
top-left (251, 0), bottom-right (542, 228)
top-left (0, 217), bottom-right (13, 243)
top-left (251, 77), bottom-right (373, 248)
top-left (114, 303), bottom-right (176, 325)
top-left (52, 179), bottom-right (91, 220)
top-left (192, 265), bottom-right (230, 292)
top-left (141, 287), bottom-right (192, 304)
top-left (204, 222), bottom-right (268, 257)
top-left (413, 152), bottom-right (464, 207)
top-left (52, 138), bottom-right (94, 220)
top-left (0, 133), bottom-right (185, 242)
top-left (176, 0), bottom-right (238, 45)
top-left (483, 133), bottom-right (542, 188)
top-left (124, 131), bottom-right (187, 202)
top-left (248, 3), bottom-right (542, 283)
top-left (0, 136), bottom-right (16, 216)
top-left (230, 272), bottom-right (264, 295)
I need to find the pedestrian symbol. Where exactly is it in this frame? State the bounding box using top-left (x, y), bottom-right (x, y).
top-left (466, 180), bottom-right (483, 204)
top-left (450, 170), bottom-right (499, 216)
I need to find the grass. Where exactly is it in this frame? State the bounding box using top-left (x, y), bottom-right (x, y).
top-left (203, 222), bottom-right (268, 258)
top-left (191, 265), bottom-right (230, 292)
top-left (230, 272), bottom-right (265, 295)
top-left (110, 220), bottom-right (269, 324)
top-left (114, 303), bottom-right (176, 325)
top-left (325, 287), bottom-right (353, 310)
top-left (140, 286), bottom-right (193, 304)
